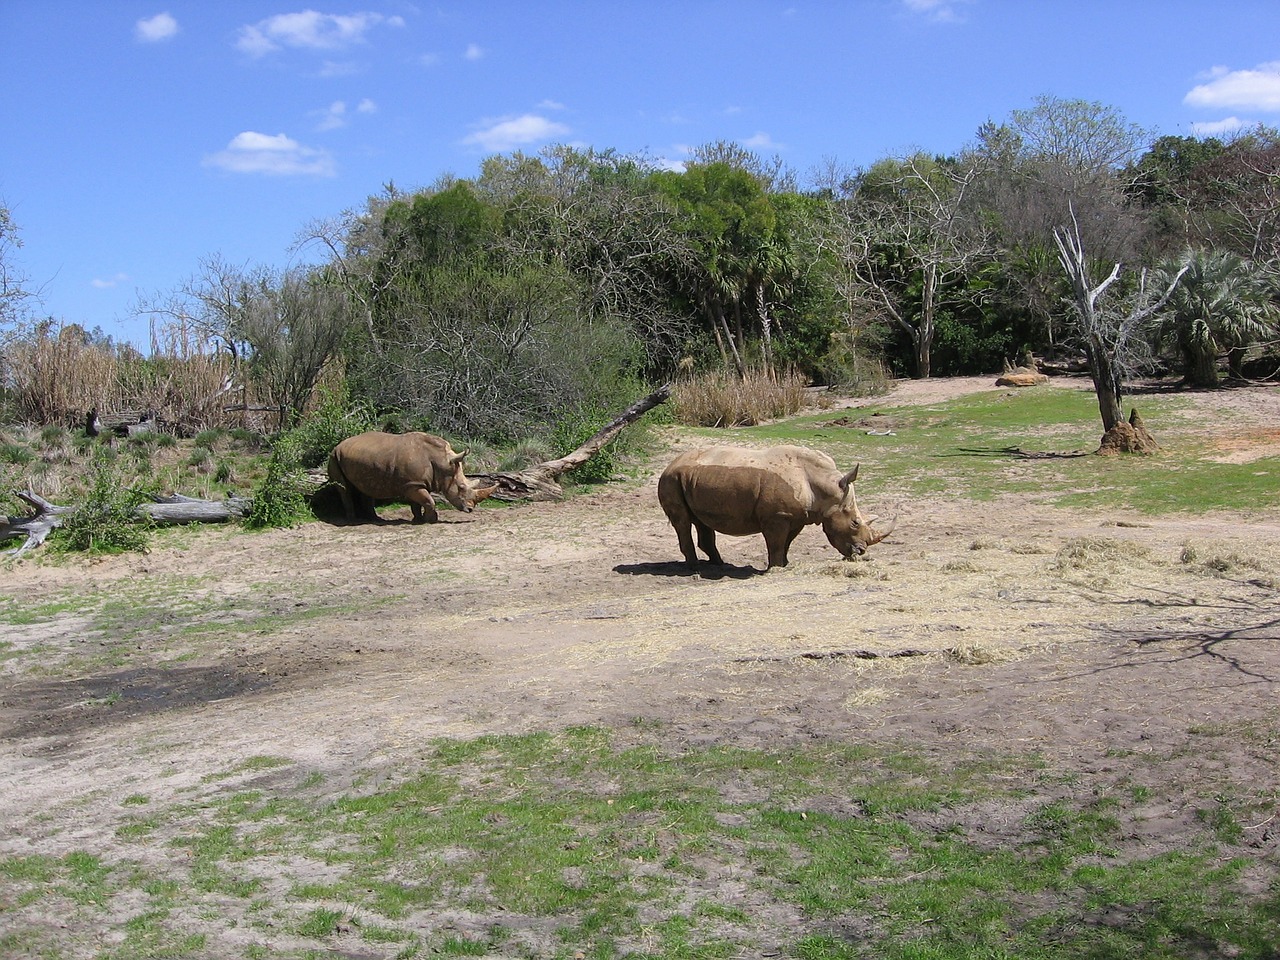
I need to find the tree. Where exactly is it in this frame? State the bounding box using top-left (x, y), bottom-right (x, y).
top-left (829, 152), bottom-right (995, 378)
top-left (1186, 127), bottom-right (1280, 261)
top-left (139, 257), bottom-right (350, 427)
top-left (1053, 212), bottom-right (1188, 450)
top-left (477, 146), bottom-right (698, 373)
top-left (973, 97), bottom-right (1155, 358)
top-left (236, 270), bottom-right (353, 426)
top-left (653, 160), bottom-right (786, 376)
top-left (1, 204), bottom-right (36, 354)
top-left (1154, 249), bottom-right (1279, 387)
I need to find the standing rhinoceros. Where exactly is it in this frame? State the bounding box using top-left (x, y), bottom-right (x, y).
top-left (327, 431), bottom-right (497, 524)
top-left (657, 445), bottom-right (894, 570)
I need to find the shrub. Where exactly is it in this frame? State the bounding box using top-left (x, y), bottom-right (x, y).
top-left (56, 447), bottom-right (151, 554)
top-left (672, 367), bottom-right (810, 427)
top-left (244, 437), bottom-right (310, 530)
top-left (282, 388), bottom-right (378, 469)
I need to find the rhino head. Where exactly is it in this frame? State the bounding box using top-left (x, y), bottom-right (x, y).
top-left (441, 450), bottom-right (499, 514)
top-left (821, 464), bottom-right (895, 558)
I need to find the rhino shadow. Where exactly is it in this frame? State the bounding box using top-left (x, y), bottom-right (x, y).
top-left (613, 561), bottom-right (761, 580)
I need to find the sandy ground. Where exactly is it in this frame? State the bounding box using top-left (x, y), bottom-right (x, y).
top-left (1, 374), bottom-right (1278, 954)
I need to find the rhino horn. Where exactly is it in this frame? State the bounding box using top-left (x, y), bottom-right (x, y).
top-left (471, 482), bottom-right (499, 504)
top-left (867, 516), bottom-right (897, 545)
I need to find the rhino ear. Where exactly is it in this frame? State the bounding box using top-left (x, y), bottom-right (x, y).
top-left (838, 464), bottom-right (860, 504)
top-left (449, 450), bottom-right (468, 468)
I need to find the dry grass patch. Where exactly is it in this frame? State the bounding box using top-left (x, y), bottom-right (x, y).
top-left (673, 368), bottom-right (810, 427)
top-left (1180, 539), bottom-right (1280, 587)
top-left (943, 639), bottom-right (1030, 666)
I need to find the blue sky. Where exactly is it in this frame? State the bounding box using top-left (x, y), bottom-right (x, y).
top-left (4, 0), bottom-right (1279, 349)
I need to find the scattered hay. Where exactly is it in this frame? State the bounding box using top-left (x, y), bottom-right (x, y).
top-left (1052, 537), bottom-right (1153, 573)
top-left (1180, 539), bottom-right (1280, 587)
top-left (941, 558), bottom-right (981, 573)
top-left (821, 561), bottom-right (889, 581)
top-left (969, 537), bottom-right (1000, 550)
top-left (943, 640), bottom-right (1027, 666)
top-left (844, 686), bottom-right (897, 708)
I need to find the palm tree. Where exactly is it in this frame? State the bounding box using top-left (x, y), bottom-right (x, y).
top-left (1156, 249), bottom-right (1279, 388)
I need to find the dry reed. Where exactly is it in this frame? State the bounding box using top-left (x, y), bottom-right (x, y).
top-left (672, 367), bottom-right (810, 427)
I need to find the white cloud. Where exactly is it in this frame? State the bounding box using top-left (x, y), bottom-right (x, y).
top-left (901, 0), bottom-right (972, 22)
top-left (462, 114), bottom-right (570, 152)
top-left (315, 98), bottom-right (377, 130)
top-left (316, 101), bottom-right (348, 131)
top-left (92, 272), bottom-right (130, 289)
top-left (538, 99), bottom-right (566, 111)
top-left (464, 43), bottom-right (485, 61)
top-left (419, 52), bottom-right (441, 67)
top-left (1184, 62), bottom-right (1280, 111)
top-left (1189, 116), bottom-right (1251, 137)
top-left (236, 11), bottom-right (404, 57)
top-left (203, 131), bottom-right (336, 176)
top-left (744, 131), bottom-right (783, 150)
top-left (135, 12), bottom-right (178, 43)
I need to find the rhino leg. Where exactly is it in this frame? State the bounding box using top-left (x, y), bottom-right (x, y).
top-left (405, 487), bottom-right (439, 524)
top-left (355, 491), bottom-right (379, 521)
top-left (334, 484), bottom-right (356, 520)
top-left (763, 521), bottom-right (803, 569)
top-left (694, 521), bottom-right (724, 565)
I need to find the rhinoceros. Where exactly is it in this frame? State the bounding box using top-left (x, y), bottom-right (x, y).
top-left (326, 431), bottom-right (497, 524)
top-left (657, 445), bottom-right (894, 570)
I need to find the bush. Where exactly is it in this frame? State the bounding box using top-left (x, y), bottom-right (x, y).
top-left (56, 447), bottom-right (151, 554)
top-left (282, 387), bottom-right (378, 469)
top-left (244, 437), bottom-right (310, 530)
top-left (672, 368), bottom-right (810, 427)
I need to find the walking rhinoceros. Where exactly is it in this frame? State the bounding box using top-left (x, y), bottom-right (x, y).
top-left (327, 432), bottom-right (497, 524)
top-left (657, 445), bottom-right (894, 570)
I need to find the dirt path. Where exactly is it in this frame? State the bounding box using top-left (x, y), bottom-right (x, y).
top-left (1, 375), bottom-right (1278, 952)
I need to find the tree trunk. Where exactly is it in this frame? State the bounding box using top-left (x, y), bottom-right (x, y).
top-left (1183, 343), bottom-right (1221, 388)
top-left (1227, 346), bottom-right (1248, 380)
top-left (713, 303), bottom-right (746, 379)
top-left (755, 282), bottom-right (775, 380)
top-left (1084, 341), bottom-right (1125, 433)
top-left (916, 263), bottom-right (937, 379)
top-left (2, 492), bottom-right (252, 557)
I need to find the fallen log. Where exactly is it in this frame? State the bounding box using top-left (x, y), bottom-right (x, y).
top-left (2, 492), bottom-right (253, 556)
top-left (137, 494), bottom-right (252, 523)
top-left (0, 492), bottom-right (73, 557)
top-left (469, 383), bottom-right (673, 501)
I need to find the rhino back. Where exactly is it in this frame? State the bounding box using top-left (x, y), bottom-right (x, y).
top-left (665, 447), bottom-right (819, 534)
top-left (333, 432), bottom-right (448, 498)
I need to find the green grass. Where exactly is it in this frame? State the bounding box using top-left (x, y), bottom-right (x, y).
top-left (5, 729), bottom-right (1276, 959)
top-left (705, 385), bottom-right (1278, 513)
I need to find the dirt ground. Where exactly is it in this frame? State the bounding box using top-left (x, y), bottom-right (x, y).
top-left (1, 374), bottom-right (1278, 953)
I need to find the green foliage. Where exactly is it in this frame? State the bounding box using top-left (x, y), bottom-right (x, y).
top-left (549, 412), bottom-right (618, 484)
top-left (56, 446), bottom-right (152, 554)
top-left (243, 436), bottom-right (309, 530)
top-left (280, 386), bottom-right (378, 469)
top-left (931, 306), bottom-right (1015, 375)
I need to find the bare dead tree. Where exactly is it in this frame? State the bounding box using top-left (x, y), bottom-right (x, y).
top-left (1053, 211), bottom-right (1188, 450)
